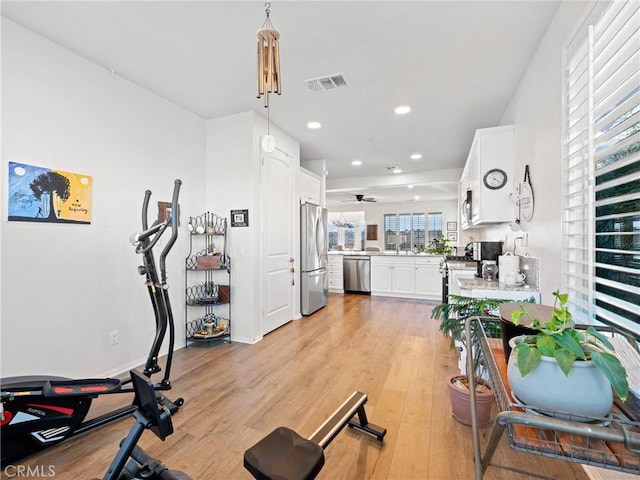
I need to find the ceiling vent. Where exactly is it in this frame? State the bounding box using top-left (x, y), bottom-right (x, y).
top-left (304, 73), bottom-right (349, 92)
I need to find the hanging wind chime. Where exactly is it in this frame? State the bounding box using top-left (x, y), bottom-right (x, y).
top-left (257, 2), bottom-right (281, 152)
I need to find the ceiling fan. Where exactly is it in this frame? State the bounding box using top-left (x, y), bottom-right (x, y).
top-left (342, 193), bottom-right (377, 203)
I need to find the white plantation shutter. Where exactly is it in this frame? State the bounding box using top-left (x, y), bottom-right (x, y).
top-left (384, 214), bottom-right (397, 250)
top-left (562, 0), bottom-right (640, 336)
top-left (384, 213), bottom-right (437, 250)
top-left (562, 24), bottom-right (592, 322)
top-left (413, 213), bottom-right (426, 247)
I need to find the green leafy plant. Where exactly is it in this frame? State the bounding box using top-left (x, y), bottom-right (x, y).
top-left (431, 295), bottom-right (525, 350)
top-left (432, 295), bottom-right (527, 397)
top-left (511, 290), bottom-right (629, 401)
top-left (426, 236), bottom-right (453, 255)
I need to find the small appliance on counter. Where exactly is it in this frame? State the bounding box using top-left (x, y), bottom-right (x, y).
top-left (481, 261), bottom-right (498, 281)
top-left (499, 252), bottom-right (522, 285)
top-left (472, 241), bottom-right (503, 277)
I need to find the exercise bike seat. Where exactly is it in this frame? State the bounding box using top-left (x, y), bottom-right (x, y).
top-left (244, 426), bottom-right (325, 480)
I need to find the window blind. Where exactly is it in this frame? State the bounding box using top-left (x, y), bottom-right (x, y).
top-left (413, 213), bottom-right (426, 248)
top-left (427, 212), bottom-right (443, 242)
top-left (399, 213), bottom-right (412, 250)
top-left (383, 214), bottom-right (397, 250)
top-left (562, 0), bottom-right (640, 336)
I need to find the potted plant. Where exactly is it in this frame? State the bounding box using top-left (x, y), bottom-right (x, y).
top-left (508, 290), bottom-right (629, 420)
top-left (431, 295), bottom-right (515, 426)
top-left (426, 236), bottom-right (454, 255)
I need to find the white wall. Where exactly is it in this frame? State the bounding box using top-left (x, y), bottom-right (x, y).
top-left (1, 19), bottom-right (207, 377)
top-left (474, 1), bottom-right (591, 303)
top-left (205, 112), bottom-right (300, 343)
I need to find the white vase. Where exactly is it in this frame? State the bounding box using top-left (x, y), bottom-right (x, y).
top-left (507, 336), bottom-right (613, 421)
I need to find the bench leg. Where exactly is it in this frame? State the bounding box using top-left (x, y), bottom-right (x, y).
top-left (348, 405), bottom-right (386, 442)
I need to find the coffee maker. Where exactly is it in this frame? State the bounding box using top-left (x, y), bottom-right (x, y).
top-left (472, 241), bottom-right (503, 277)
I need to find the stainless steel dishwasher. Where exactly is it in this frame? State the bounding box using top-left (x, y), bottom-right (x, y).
top-left (343, 255), bottom-right (371, 294)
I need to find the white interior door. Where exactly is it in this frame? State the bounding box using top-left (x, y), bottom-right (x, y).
top-left (261, 146), bottom-right (295, 335)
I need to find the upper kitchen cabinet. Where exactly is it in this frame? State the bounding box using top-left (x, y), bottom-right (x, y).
top-left (460, 125), bottom-right (514, 229)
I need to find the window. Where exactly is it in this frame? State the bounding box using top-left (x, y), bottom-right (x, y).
top-left (427, 212), bottom-right (443, 241)
top-left (328, 222), bottom-right (338, 250)
top-left (384, 214), bottom-right (398, 250)
top-left (384, 212), bottom-right (442, 251)
top-left (562, 0), bottom-right (639, 336)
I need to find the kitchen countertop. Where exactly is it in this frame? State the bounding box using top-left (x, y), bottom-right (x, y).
top-left (329, 251), bottom-right (443, 257)
top-left (458, 277), bottom-right (539, 292)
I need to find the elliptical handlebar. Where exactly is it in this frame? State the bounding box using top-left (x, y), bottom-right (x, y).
top-left (159, 180), bottom-right (181, 284)
top-left (142, 190), bottom-right (151, 231)
top-left (129, 180), bottom-right (182, 284)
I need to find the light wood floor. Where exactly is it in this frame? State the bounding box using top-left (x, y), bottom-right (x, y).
top-left (4, 294), bottom-right (589, 480)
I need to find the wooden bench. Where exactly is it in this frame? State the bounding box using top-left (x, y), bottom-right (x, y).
top-left (244, 391), bottom-right (386, 480)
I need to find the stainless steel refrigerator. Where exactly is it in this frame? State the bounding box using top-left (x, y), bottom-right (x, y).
top-left (300, 203), bottom-right (328, 316)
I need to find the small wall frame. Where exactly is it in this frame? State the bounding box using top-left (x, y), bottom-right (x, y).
top-left (366, 224), bottom-right (378, 241)
top-left (158, 201), bottom-right (180, 225)
top-left (231, 209), bottom-right (249, 227)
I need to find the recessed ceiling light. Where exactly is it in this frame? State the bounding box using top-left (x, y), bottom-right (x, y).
top-left (410, 153), bottom-right (422, 160)
top-left (414, 195), bottom-right (420, 201)
top-left (351, 160), bottom-right (362, 166)
top-left (393, 168), bottom-right (402, 174)
top-left (408, 185), bottom-right (414, 189)
top-left (394, 105), bottom-right (411, 115)
top-left (307, 121), bottom-right (322, 129)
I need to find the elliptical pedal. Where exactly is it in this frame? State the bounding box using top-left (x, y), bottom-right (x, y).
top-left (31, 426), bottom-right (71, 444)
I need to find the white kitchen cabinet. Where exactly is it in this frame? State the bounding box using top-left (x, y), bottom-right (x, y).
top-left (299, 167), bottom-right (322, 205)
top-left (460, 125), bottom-right (514, 229)
top-left (328, 254), bottom-right (344, 293)
top-left (370, 258), bottom-right (394, 293)
top-left (414, 257), bottom-right (442, 299)
top-left (371, 256), bottom-right (435, 298)
top-left (391, 260), bottom-right (414, 295)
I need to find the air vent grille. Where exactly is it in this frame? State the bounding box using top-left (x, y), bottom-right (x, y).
top-left (304, 73), bottom-right (349, 92)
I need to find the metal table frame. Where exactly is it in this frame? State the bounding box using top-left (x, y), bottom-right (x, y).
top-left (464, 316), bottom-right (640, 480)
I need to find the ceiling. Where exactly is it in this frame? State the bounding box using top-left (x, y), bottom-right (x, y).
top-left (1, 0), bottom-right (561, 206)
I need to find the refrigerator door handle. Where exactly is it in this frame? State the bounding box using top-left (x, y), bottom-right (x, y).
top-left (308, 268), bottom-right (326, 277)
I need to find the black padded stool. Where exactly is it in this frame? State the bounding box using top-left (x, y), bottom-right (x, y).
top-left (244, 426), bottom-right (325, 480)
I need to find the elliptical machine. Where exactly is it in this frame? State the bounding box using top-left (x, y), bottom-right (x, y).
top-left (97, 369), bottom-right (190, 480)
top-left (1, 180), bottom-right (183, 466)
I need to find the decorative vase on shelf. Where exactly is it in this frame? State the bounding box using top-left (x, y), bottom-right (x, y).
top-left (507, 336), bottom-right (613, 421)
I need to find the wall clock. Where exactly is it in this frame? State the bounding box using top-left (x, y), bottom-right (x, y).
top-left (483, 168), bottom-right (508, 190)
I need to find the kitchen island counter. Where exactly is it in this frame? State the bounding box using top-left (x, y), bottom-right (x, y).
top-left (458, 277), bottom-right (541, 302)
top-left (458, 277), bottom-right (538, 292)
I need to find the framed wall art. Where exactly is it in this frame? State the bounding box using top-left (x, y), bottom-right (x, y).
top-left (231, 209), bottom-right (249, 227)
top-left (8, 161), bottom-right (92, 224)
top-left (157, 201), bottom-right (180, 225)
